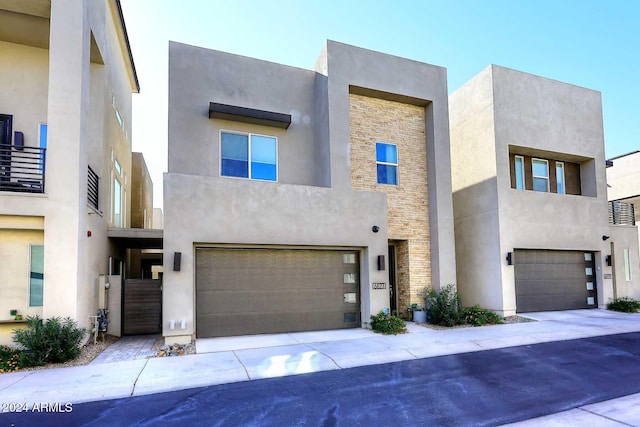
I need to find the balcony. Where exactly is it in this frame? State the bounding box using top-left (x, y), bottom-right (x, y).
top-left (0, 145), bottom-right (46, 193)
top-left (608, 200), bottom-right (636, 226)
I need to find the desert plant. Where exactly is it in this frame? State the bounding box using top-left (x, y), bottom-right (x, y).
top-left (425, 284), bottom-right (463, 327)
top-left (607, 297), bottom-right (640, 313)
top-left (0, 345), bottom-right (27, 373)
top-left (12, 316), bottom-right (87, 366)
top-left (461, 305), bottom-right (503, 326)
top-left (370, 311), bottom-right (407, 335)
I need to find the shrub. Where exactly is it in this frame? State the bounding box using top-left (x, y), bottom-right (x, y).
top-left (607, 297), bottom-right (640, 313)
top-left (0, 345), bottom-right (28, 373)
top-left (370, 311), bottom-right (407, 335)
top-left (461, 305), bottom-right (503, 326)
top-left (12, 316), bottom-right (87, 366)
top-left (426, 284), bottom-right (463, 327)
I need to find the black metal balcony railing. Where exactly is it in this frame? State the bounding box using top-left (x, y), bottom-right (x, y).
top-left (609, 200), bottom-right (636, 226)
top-left (0, 144), bottom-right (46, 193)
top-left (88, 165), bottom-right (99, 210)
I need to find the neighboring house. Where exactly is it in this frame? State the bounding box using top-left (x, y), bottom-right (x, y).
top-left (0, 0), bottom-right (148, 344)
top-left (449, 65), bottom-right (639, 316)
top-left (164, 40), bottom-right (457, 343)
top-left (606, 151), bottom-right (640, 299)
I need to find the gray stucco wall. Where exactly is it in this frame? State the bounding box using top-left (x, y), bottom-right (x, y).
top-left (163, 173), bottom-right (389, 340)
top-left (165, 40), bottom-right (457, 340)
top-left (451, 65), bottom-right (624, 315)
top-left (168, 42), bottom-right (323, 187)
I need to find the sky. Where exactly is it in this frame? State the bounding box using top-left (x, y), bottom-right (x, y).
top-left (120, 0), bottom-right (640, 208)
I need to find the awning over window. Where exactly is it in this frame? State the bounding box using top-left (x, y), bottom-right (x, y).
top-left (208, 102), bottom-right (291, 129)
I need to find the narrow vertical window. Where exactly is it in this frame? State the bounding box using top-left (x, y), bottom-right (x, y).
top-left (376, 142), bottom-right (398, 185)
top-left (29, 245), bottom-right (44, 307)
top-left (38, 124), bottom-right (47, 149)
top-left (532, 159), bottom-right (549, 192)
top-left (624, 248), bottom-right (632, 281)
top-left (514, 155), bottom-right (524, 190)
top-left (38, 124), bottom-right (47, 174)
top-left (113, 177), bottom-right (122, 227)
top-left (556, 162), bottom-right (565, 194)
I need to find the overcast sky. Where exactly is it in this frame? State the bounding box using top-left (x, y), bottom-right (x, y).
top-left (120, 0), bottom-right (640, 208)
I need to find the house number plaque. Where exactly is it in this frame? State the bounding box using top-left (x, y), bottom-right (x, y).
top-left (372, 282), bottom-right (387, 290)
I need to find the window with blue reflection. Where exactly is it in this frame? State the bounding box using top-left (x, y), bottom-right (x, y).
top-left (250, 135), bottom-right (277, 181)
top-left (221, 132), bottom-right (249, 178)
top-left (376, 142), bottom-right (398, 185)
top-left (221, 132), bottom-right (277, 181)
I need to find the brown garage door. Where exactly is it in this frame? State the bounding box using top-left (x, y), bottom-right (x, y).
top-left (196, 248), bottom-right (360, 338)
top-left (514, 250), bottom-right (597, 313)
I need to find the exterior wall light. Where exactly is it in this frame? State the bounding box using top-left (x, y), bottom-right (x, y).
top-left (602, 235), bottom-right (610, 241)
top-left (372, 225), bottom-right (380, 233)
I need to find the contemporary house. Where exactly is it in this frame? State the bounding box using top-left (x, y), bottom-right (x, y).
top-left (164, 40), bottom-right (457, 343)
top-left (449, 65), bottom-right (639, 315)
top-left (606, 150), bottom-right (640, 299)
top-left (0, 0), bottom-right (155, 344)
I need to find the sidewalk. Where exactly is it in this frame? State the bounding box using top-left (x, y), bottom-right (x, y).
top-left (1, 309), bottom-right (640, 425)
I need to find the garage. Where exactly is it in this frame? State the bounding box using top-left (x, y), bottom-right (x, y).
top-left (514, 250), bottom-right (597, 312)
top-left (195, 248), bottom-right (361, 338)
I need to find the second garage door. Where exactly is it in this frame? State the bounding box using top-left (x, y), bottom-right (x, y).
top-left (196, 248), bottom-right (361, 338)
top-left (515, 249), bottom-right (598, 313)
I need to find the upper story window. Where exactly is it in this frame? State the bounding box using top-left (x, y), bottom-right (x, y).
top-left (514, 155), bottom-right (525, 190)
top-left (532, 159), bottom-right (549, 192)
top-left (556, 162), bottom-right (565, 194)
top-left (220, 131), bottom-right (277, 181)
top-left (510, 151), bottom-right (582, 195)
top-left (376, 142), bottom-right (398, 185)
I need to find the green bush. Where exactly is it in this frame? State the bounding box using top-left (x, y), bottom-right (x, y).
top-left (0, 345), bottom-right (28, 373)
top-left (12, 316), bottom-right (87, 366)
top-left (607, 297), bottom-right (640, 313)
top-left (461, 305), bottom-right (503, 326)
top-left (370, 311), bottom-right (407, 335)
top-left (426, 284), bottom-right (463, 327)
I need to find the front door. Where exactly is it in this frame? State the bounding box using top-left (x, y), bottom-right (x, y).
top-left (388, 245), bottom-right (397, 314)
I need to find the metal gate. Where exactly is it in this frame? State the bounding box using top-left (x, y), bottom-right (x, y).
top-left (122, 279), bottom-right (162, 335)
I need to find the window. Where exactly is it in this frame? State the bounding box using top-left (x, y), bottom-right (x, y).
top-left (376, 142), bottom-right (398, 185)
top-left (38, 123), bottom-right (47, 173)
top-left (556, 162), bottom-right (565, 194)
top-left (115, 108), bottom-right (124, 129)
top-left (221, 131), bottom-right (277, 181)
top-left (532, 159), bottom-right (549, 192)
top-left (514, 155), bottom-right (525, 190)
top-left (38, 124), bottom-right (47, 149)
top-left (113, 175), bottom-right (122, 227)
top-left (29, 245), bottom-right (44, 307)
top-left (624, 248), bottom-right (632, 281)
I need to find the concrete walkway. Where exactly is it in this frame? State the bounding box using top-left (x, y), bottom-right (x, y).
top-left (1, 309), bottom-right (640, 425)
top-left (90, 335), bottom-right (159, 364)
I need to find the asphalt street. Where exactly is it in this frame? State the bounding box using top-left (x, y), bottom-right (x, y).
top-left (3, 332), bottom-right (640, 426)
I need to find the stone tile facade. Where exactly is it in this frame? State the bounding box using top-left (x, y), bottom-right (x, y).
top-left (349, 93), bottom-right (431, 311)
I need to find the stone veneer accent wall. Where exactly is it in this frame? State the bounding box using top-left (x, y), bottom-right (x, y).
top-left (349, 93), bottom-right (431, 311)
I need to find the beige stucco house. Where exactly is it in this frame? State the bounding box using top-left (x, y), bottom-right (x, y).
top-left (0, 0), bottom-right (149, 344)
top-left (450, 65), bottom-right (639, 315)
top-left (164, 40), bottom-right (457, 343)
